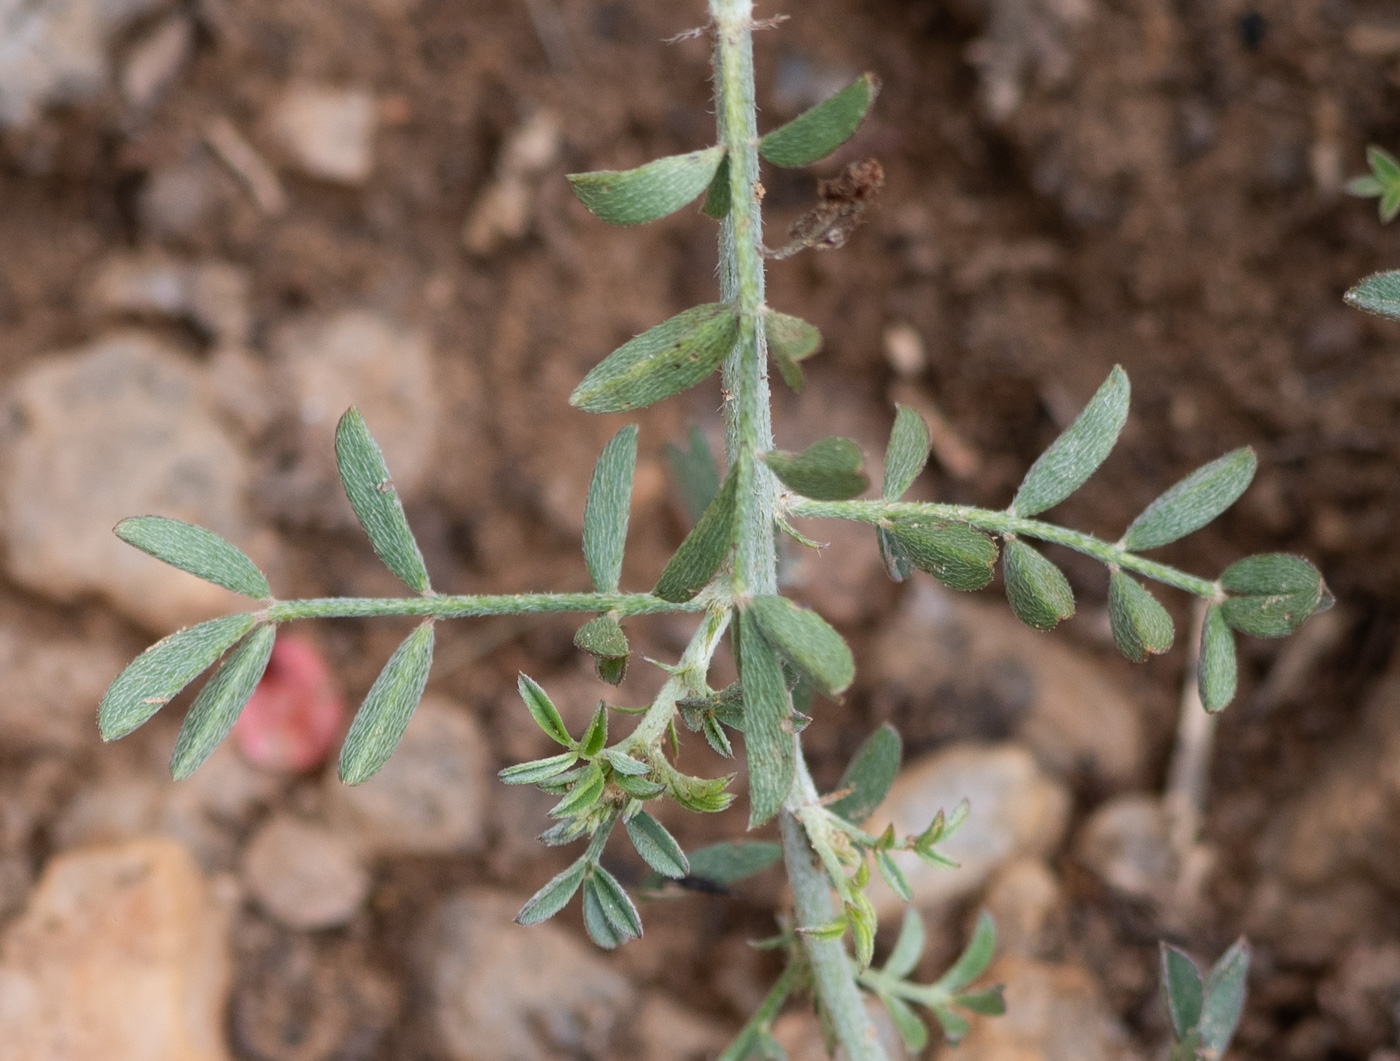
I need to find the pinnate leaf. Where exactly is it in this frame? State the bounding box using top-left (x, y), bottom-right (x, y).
top-left (738, 609), bottom-right (795, 827)
top-left (116, 516), bottom-right (270, 599)
top-left (764, 310), bottom-right (823, 391)
top-left (571, 303), bottom-right (740, 413)
top-left (1198, 603), bottom-right (1237, 712)
top-left (1220, 553), bottom-right (1328, 638)
top-left (759, 73), bottom-right (880, 167)
top-left (1160, 944), bottom-right (1204, 1041)
top-left (747, 594), bottom-right (855, 698)
top-left (625, 811), bottom-right (689, 879)
top-left (338, 621), bottom-right (435, 784)
top-left (170, 624), bottom-right (276, 779)
top-left (100, 612), bottom-right (256, 740)
top-left (1003, 538), bottom-right (1075, 630)
top-left (569, 145), bottom-right (726, 225)
top-left (584, 425), bottom-right (638, 592)
top-left (1121, 447), bottom-right (1256, 551)
top-left (886, 517), bottom-right (998, 590)
top-left (1108, 570), bottom-right (1174, 662)
top-left (653, 459), bottom-right (741, 602)
top-left (827, 723), bottom-right (901, 824)
top-left (1012, 366), bottom-right (1129, 517)
top-left (1345, 270), bottom-right (1400, 321)
top-left (882, 405), bottom-right (932, 500)
top-left (517, 857), bottom-right (587, 925)
top-left (764, 436), bottom-right (868, 500)
top-left (335, 408), bottom-right (431, 593)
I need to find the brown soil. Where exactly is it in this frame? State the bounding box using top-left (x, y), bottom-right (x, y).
top-left (2, 0), bottom-right (1398, 1058)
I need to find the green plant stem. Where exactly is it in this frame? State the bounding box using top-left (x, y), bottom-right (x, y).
top-left (716, 960), bottom-right (807, 1061)
top-left (262, 592), bottom-right (701, 622)
top-left (624, 606), bottom-right (731, 751)
top-left (711, 4), bottom-right (889, 1058)
top-left (788, 499), bottom-right (1222, 598)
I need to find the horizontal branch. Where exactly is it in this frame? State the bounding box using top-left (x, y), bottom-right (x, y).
top-left (787, 499), bottom-right (1221, 599)
top-left (263, 592), bottom-right (703, 622)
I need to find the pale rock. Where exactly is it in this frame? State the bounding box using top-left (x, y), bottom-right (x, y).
top-left (0, 0), bottom-right (169, 130)
top-left (119, 13), bottom-right (191, 110)
top-left (139, 156), bottom-right (237, 239)
top-left (871, 581), bottom-right (1148, 789)
top-left (272, 309), bottom-right (439, 512)
top-left (463, 109), bottom-right (562, 254)
top-left (418, 890), bottom-right (634, 1061)
top-left (0, 612), bottom-right (129, 752)
top-left (266, 85), bottom-right (376, 184)
top-left (241, 815), bottom-right (369, 930)
top-left (947, 957), bottom-right (1139, 1061)
top-left (866, 742), bottom-right (1071, 917)
top-left (1075, 794), bottom-right (1176, 903)
top-left (87, 252), bottom-right (252, 346)
top-left (980, 856), bottom-right (1062, 958)
top-left (0, 332), bottom-right (259, 632)
top-left (324, 695), bottom-right (488, 856)
top-left (0, 835), bottom-right (232, 1061)
top-left (629, 994), bottom-right (731, 1061)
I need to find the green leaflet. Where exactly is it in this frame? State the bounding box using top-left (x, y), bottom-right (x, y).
top-left (499, 751), bottom-right (579, 785)
top-left (846, 890), bottom-right (877, 969)
top-left (571, 303), bottom-right (740, 413)
top-left (701, 154), bottom-right (731, 218)
top-left (1198, 603), bottom-right (1237, 712)
top-left (583, 425), bottom-right (638, 592)
top-left (1120, 447), bottom-right (1256, 551)
top-left (664, 426), bottom-right (721, 525)
top-left (884, 908), bottom-right (926, 979)
top-left (516, 856), bottom-right (587, 925)
top-left (764, 310), bottom-right (823, 391)
top-left (1161, 945), bottom-right (1205, 1041)
top-left (170, 624), bottom-right (276, 779)
top-left (683, 840), bottom-right (782, 885)
top-left (116, 516), bottom-right (270, 599)
top-left (99, 612), bottom-right (256, 741)
top-left (764, 436), bottom-right (869, 501)
top-left (579, 703), bottom-right (608, 757)
top-left (589, 864), bottom-right (643, 940)
top-left (517, 673), bottom-right (572, 746)
top-left (1344, 270), bottom-right (1400, 321)
top-left (886, 516), bottom-right (998, 590)
top-left (875, 848), bottom-right (912, 903)
top-left (625, 810), bottom-right (689, 879)
top-left (568, 145), bottom-right (726, 226)
top-left (827, 723), bottom-right (901, 824)
top-left (574, 614), bottom-right (630, 685)
top-left (1198, 939), bottom-right (1250, 1054)
top-left (335, 408), bottom-right (431, 593)
top-left (1011, 366), bottom-right (1130, 517)
top-left (1003, 538), bottom-right (1075, 631)
top-left (738, 608), bottom-right (795, 827)
top-left (934, 911), bottom-right (998, 993)
top-left (882, 405), bottom-right (932, 500)
top-left (1220, 553), bottom-right (1329, 638)
top-left (881, 993), bottom-right (930, 1054)
top-left (582, 879), bottom-right (626, 949)
top-left (758, 73), bottom-right (880, 167)
top-left (653, 457), bottom-right (741, 602)
top-left (338, 621), bottom-right (435, 784)
top-left (746, 594), bottom-right (854, 698)
top-left (1108, 570), bottom-right (1174, 662)
top-left (549, 761), bottom-right (607, 818)
top-left (877, 526), bottom-right (913, 583)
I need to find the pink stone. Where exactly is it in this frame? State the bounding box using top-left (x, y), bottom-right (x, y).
top-left (233, 635), bottom-right (343, 772)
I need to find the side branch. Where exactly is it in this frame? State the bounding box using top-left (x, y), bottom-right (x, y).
top-left (264, 592), bottom-right (704, 622)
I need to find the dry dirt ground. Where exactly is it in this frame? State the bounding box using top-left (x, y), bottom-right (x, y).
top-left (1, 0), bottom-right (1399, 1058)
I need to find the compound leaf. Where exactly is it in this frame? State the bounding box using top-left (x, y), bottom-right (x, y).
top-left (1121, 447), bottom-right (1256, 551)
top-left (170, 623), bottom-right (276, 779)
top-left (1345, 270), bottom-right (1400, 321)
top-left (99, 612), bottom-right (256, 741)
top-left (886, 517), bottom-right (998, 590)
top-left (584, 425), bottom-right (638, 592)
top-left (1161, 944), bottom-right (1204, 1041)
top-left (764, 436), bottom-right (868, 500)
top-left (569, 145), bottom-right (726, 225)
top-left (572, 303), bottom-right (740, 413)
top-left (747, 594), bottom-right (855, 698)
top-left (625, 810), bottom-right (689, 879)
top-left (335, 408), bottom-right (431, 593)
top-left (1012, 366), bottom-right (1129, 517)
top-left (828, 723), bottom-right (901, 824)
top-left (1003, 538), bottom-right (1075, 631)
top-left (882, 405), bottom-right (932, 500)
top-left (1108, 570), bottom-right (1174, 662)
top-left (517, 856), bottom-right (587, 925)
top-left (759, 73), bottom-right (880, 167)
top-left (738, 609), bottom-right (795, 828)
top-left (764, 311), bottom-right (823, 391)
top-left (1198, 603), bottom-right (1237, 712)
top-left (338, 621), bottom-right (435, 784)
top-left (116, 516), bottom-right (270, 599)
top-left (653, 458), bottom-right (741, 602)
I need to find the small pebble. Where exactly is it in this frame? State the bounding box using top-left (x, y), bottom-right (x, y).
top-left (241, 815), bottom-right (369, 930)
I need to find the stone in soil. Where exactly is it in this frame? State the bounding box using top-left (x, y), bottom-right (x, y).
top-left (0, 835), bottom-right (232, 1061)
top-left (0, 331), bottom-right (263, 632)
top-left (265, 85), bottom-right (376, 185)
top-left (323, 695), bottom-right (488, 857)
top-left (119, 13), bottom-right (192, 110)
top-left (979, 856), bottom-right (1063, 959)
top-left (240, 814), bottom-right (369, 930)
top-left (87, 252), bottom-right (252, 347)
top-left (416, 890), bottom-right (634, 1061)
top-left (865, 741), bottom-right (1071, 917)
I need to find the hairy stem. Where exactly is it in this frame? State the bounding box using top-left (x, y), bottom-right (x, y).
top-left (624, 606), bottom-right (731, 751)
top-left (788, 498), bottom-right (1222, 598)
top-left (711, 4), bottom-right (889, 1057)
top-left (262, 592), bottom-right (701, 622)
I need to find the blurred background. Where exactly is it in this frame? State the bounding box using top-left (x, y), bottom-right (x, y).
top-left (0, 0), bottom-right (1396, 1058)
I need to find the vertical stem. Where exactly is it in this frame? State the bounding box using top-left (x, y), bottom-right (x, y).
top-left (709, 4), bottom-right (888, 1059)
